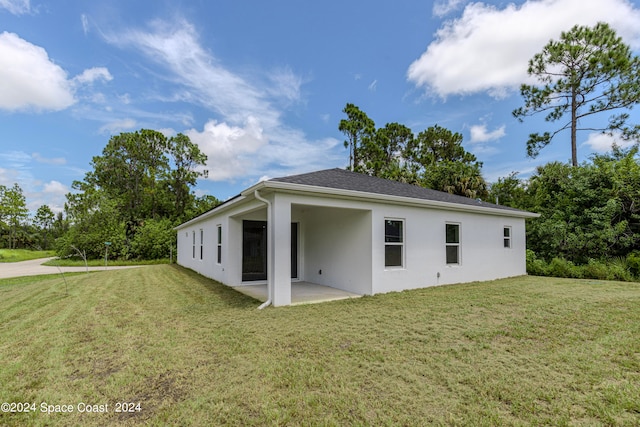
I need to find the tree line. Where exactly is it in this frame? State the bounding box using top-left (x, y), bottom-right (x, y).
top-left (493, 146), bottom-right (640, 280)
top-left (0, 130), bottom-right (220, 260)
top-left (58, 129), bottom-right (220, 260)
top-left (0, 184), bottom-right (66, 251)
top-left (338, 101), bottom-right (640, 279)
top-left (340, 104), bottom-right (488, 199)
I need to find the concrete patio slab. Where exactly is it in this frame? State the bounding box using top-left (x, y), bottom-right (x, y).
top-left (233, 281), bottom-right (362, 306)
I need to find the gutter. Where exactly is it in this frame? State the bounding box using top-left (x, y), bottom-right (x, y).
top-left (253, 189), bottom-right (272, 310)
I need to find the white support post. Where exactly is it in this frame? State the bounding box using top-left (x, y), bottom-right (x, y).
top-left (271, 194), bottom-right (291, 306)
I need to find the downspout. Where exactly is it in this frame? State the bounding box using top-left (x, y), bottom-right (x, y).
top-left (254, 189), bottom-right (272, 309)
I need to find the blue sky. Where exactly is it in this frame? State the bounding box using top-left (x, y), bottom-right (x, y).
top-left (1, 0), bottom-right (640, 214)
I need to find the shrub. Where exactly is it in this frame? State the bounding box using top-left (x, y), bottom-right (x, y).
top-left (583, 258), bottom-right (609, 280)
top-left (55, 224), bottom-right (127, 260)
top-left (547, 257), bottom-right (582, 279)
top-left (526, 250), bottom-right (548, 276)
top-left (607, 256), bottom-right (634, 282)
top-left (526, 250), bottom-right (638, 282)
top-left (627, 251), bottom-right (640, 278)
top-left (130, 218), bottom-right (176, 260)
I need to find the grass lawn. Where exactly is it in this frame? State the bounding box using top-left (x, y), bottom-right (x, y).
top-left (1, 267), bottom-right (639, 426)
top-left (42, 258), bottom-right (170, 267)
top-left (0, 249), bottom-right (56, 263)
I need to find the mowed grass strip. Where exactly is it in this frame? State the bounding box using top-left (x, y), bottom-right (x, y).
top-left (0, 250), bottom-right (56, 263)
top-left (42, 258), bottom-right (170, 267)
top-left (1, 266), bottom-right (639, 426)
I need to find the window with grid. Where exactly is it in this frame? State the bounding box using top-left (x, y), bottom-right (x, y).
top-left (199, 229), bottom-right (204, 260)
top-left (192, 231), bottom-right (196, 259)
top-left (217, 225), bottom-right (222, 264)
top-left (385, 219), bottom-right (404, 268)
top-left (504, 226), bottom-right (511, 248)
top-left (446, 223), bottom-right (460, 265)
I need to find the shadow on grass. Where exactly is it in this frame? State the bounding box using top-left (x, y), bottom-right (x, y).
top-left (169, 264), bottom-right (260, 309)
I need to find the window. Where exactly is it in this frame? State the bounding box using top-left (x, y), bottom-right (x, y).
top-left (192, 231), bottom-right (196, 259)
top-left (385, 219), bottom-right (404, 268)
top-left (446, 223), bottom-right (460, 265)
top-left (503, 226), bottom-right (512, 248)
top-left (199, 229), bottom-right (204, 260)
top-left (216, 225), bottom-right (222, 264)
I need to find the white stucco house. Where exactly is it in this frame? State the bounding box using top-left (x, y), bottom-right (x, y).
top-left (176, 168), bottom-right (539, 307)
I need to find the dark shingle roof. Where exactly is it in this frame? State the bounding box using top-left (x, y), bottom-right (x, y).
top-left (270, 168), bottom-right (528, 214)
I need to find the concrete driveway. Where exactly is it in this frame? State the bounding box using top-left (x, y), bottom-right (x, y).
top-left (0, 258), bottom-right (142, 279)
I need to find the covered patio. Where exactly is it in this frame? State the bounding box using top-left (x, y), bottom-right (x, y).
top-left (227, 198), bottom-right (373, 306)
top-left (233, 282), bottom-right (362, 306)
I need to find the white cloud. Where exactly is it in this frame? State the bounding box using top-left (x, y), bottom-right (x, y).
top-left (0, 153), bottom-right (70, 213)
top-left (267, 67), bottom-right (304, 105)
top-left (0, 150), bottom-right (31, 170)
top-left (469, 124), bottom-right (505, 143)
top-left (256, 128), bottom-right (342, 178)
top-left (29, 180), bottom-right (70, 214)
top-left (433, 0), bottom-right (467, 17)
top-left (99, 118), bottom-right (137, 135)
top-left (104, 19), bottom-right (341, 181)
top-left (0, 0), bottom-right (30, 15)
top-left (408, 0), bottom-right (640, 98)
top-left (32, 152), bottom-right (66, 165)
top-left (469, 144), bottom-right (500, 158)
top-left (0, 32), bottom-right (112, 113)
top-left (81, 14), bottom-right (90, 35)
top-left (73, 67), bottom-right (113, 85)
top-left (79, 100), bottom-right (194, 133)
top-left (104, 19), bottom-right (280, 126)
top-left (368, 79), bottom-right (378, 92)
top-left (186, 117), bottom-right (267, 181)
top-left (0, 167), bottom-right (14, 187)
top-left (42, 180), bottom-right (68, 195)
top-left (582, 131), bottom-right (637, 153)
top-left (186, 118), bottom-right (342, 181)
top-left (0, 32), bottom-right (75, 111)
top-left (89, 92), bottom-right (107, 104)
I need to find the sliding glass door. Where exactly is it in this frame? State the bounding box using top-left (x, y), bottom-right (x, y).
top-left (242, 220), bottom-right (267, 281)
top-left (241, 220), bottom-right (299, 281)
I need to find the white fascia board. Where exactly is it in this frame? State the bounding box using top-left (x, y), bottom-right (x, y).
top-left (255, 181), bottom-right (540, 219)
top-left (241, 180), bottom-right (268, 197)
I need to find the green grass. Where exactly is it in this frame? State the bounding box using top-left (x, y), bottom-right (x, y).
top-left (1, 268), bottom-right (639, 426)
top-left (0, 249), bottom-right (56, 263)
top-left (42, 258), bottom-right (170, 267)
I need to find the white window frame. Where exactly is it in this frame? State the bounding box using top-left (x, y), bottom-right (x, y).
top-left (192, 230), bottom-right (196, 259)
top-left (384, 218), bottom-right (404, 269)
top-left (199, 229), bottom-right (204, 260)
top-left (445, 223), bottom-right (461, 265)
top-left (503, 226), bottom-right (512, 249)
top-left (216, 225), bottom-right (222, 264)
